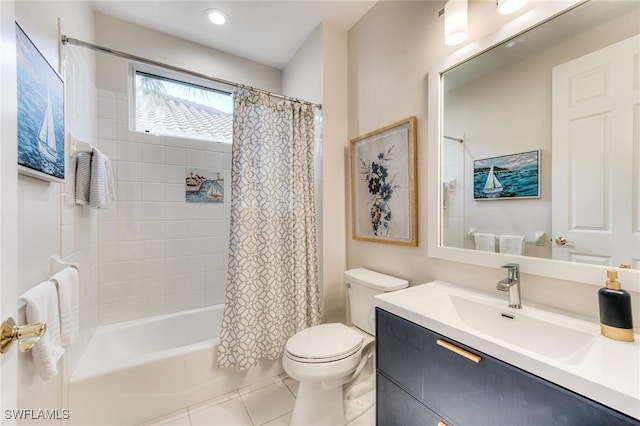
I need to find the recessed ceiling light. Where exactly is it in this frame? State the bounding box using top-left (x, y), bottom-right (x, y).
top-left (205, 9), bottom-right (228, 25)
top-left (497, 0), bottom-right (528, 15)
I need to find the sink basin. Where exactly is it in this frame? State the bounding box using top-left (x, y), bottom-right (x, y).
top-left (449, 294), bottom-right (595, 361)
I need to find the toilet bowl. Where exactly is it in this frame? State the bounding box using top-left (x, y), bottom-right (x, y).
top-left (283, 269), bottom-right (408, 426)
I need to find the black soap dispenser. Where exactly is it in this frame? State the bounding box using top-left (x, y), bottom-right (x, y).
top-left (599, 270), bottom-right (634, 342)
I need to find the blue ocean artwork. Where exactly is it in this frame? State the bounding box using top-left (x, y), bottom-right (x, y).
top-left (185, 169), bottom-right (224, 203)
top-left (16, 24), bottom-right (65, 180)
top-left (473, 150), bottom-right (539, 199)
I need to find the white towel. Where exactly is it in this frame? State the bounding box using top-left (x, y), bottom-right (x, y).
top-left (50, 267), bottom-right (79, 348)
top-left (74, 151), bottom-right (91, 205)
top-left (21, 282), bottom-right (65, 380)
top-left (89, 147), bottom-right (115, 209)
top-left (474, 233), bottom-right (496, 252)
top-left (499, 235), bottom-right (525, 255)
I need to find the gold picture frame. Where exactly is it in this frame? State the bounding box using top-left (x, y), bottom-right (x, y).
top-left (350, 117), bottom-right (418, 246)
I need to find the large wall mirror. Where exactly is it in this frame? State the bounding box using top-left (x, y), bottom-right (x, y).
top-left (428, 0), bottom-right (640, 289)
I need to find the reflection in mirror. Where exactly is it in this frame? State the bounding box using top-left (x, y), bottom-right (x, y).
top-left (441, 0), bottom-right (640, 269)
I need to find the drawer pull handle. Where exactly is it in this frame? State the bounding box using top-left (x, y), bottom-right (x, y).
top-left (436, 339), bottom-right (481, 363)
top-left (438, 422), bottom-right (448, 426)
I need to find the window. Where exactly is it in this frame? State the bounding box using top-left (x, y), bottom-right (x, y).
top-left (132, 66), bottom-right (233, 143)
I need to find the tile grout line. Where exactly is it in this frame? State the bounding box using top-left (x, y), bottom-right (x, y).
top-left (238, 391), bottom-right (258, 426)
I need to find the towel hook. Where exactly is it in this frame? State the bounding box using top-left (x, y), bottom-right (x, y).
top-left (0, 317), bottom-right (47, 354)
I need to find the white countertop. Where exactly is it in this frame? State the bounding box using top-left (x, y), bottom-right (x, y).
top-left (374, 281), bottom-right (640, 419)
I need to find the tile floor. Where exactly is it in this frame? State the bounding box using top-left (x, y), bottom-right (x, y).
top-left (141, 374), bottom-right (375, 426)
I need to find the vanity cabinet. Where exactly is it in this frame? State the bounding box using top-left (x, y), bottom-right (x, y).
top-left (376, 308), bottom-right (639, 426)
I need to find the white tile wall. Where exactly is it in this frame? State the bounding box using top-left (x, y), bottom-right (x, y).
top-left (56, 41), bottom-right (100, 416)
top-left (96, 90), bottom-right (232, 325)
top-left (442, 139), bottom-right (466, 249)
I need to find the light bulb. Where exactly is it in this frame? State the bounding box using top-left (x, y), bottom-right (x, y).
top-left (205, 9), bottom-right (228, 25)
top-left (444, 0), bottom-right (468, 46)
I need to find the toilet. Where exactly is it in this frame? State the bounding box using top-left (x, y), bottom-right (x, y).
top-left (283, 268), bottom-right (408, 426)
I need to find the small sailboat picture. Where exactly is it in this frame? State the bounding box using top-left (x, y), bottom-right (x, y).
top-left (483, 164), bottom-right (503, 195)
top-left (38, 87), bottom-right (58, 164)
top-left (473, 150), bottom-right (540, 200)
top-left (185, 168), bottom-right (224, 203)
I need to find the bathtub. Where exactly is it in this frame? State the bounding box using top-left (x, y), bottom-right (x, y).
top-left (69, 305), bottom-right (284, 425)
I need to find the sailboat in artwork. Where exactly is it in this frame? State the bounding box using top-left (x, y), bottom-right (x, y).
top-left (483, 164), bottom-right (504, 195)
top-left (38, 87), bottom-right (58, 163)
top-left (207, 173), bottom-right (223, 201)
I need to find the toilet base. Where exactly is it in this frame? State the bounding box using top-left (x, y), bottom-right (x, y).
top-left (289, 381), bottom-right (345, 426)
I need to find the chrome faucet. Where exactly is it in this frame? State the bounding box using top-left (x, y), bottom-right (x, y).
top-left (496, 263), bottom-right (522, 309)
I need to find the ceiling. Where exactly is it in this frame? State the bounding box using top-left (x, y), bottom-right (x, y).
top-left (92, 1), bottom-right (378, 69)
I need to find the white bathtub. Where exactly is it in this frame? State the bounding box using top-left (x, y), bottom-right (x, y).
top-left (69, 305), bottom-right (284, 425)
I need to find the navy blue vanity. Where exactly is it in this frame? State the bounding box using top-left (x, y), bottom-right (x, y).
top-left (376, 308), bottom-right (640, 426)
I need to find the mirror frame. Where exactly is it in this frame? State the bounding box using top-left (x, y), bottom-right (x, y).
top-left (427, 0), bottom-right (640, 292)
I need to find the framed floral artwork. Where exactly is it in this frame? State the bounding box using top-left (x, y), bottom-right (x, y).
top-left (350, 117), bottom-right (418, 246)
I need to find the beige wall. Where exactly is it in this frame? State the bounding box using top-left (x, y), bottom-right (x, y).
top-left (282, 22), bottom-right (349, 323)
top-left (283, 24), bottom-right (323, 104)
top-left (347, 1), bottom-right (639, 328)
top-left (319, 22), bottom-right (349, 322)
top-left (95, 13), bottom-right (282, 94)
top-left (1, 0), bottom-right (19, 414)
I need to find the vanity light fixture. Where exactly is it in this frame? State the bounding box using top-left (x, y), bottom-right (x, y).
top-left (497, 0), bottom-right (528, 15)
top-left (443, 0), bottom-right (468, 46)
top-left (205, 8), bottom-right (228, 25)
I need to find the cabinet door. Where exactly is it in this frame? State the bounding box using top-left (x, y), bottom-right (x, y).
top-left (377, 308), bottom-right (489, 422)
top-left (376, 308), bottom-right (640, 426)
top-left (377, 372), bottom-right (446, 426)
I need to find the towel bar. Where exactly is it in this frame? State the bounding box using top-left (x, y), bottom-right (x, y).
top-left (468, 228), bottom-right (545, 246)
top-left (16, 256), bottom-right (79, 311)
top-left (50, 255), bottom-right (79, 276)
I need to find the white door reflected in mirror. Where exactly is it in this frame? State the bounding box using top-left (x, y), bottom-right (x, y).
top-left (552, 35), bottom-right (639, 269)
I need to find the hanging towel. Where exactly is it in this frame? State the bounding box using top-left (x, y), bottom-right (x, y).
top-left (89, 147), bottom-right (115, 209)
top-left (50, 267), bottom-right (79, 348)
top-left (474, 233), bottom-right (496, 252)
top-left (20, 282), bottom-right (65, 380)
top-left (499, 235), bottom-right (525, 255)
top-left (74, 151), bottom-right (92, 205)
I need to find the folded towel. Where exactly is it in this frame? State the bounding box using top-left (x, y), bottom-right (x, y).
top-left (75, 152), bottom-right (92, 205)
top-left (50, 267), bottom-right (79, 348)
top-left (21, 282), bottom-right (64, 380)
top-left (474, 233), bottom-right (496, 252)
top-left (499, 235), bottom-right (525, 255)
top-left (89, 147), bottom-right (115, 209)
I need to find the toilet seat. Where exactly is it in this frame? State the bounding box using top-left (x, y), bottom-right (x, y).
top-left (285, 323), bottom-right (364, 364)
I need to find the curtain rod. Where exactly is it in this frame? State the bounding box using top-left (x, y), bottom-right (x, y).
top-left (60, 35), bottom-right (322, 110)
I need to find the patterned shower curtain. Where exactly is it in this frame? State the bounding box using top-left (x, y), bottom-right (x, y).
top-left (216, 89), bottom-right (322, 370)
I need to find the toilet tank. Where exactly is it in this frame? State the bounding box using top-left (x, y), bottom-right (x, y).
top-left (345, 268), bottom-right (408, 336)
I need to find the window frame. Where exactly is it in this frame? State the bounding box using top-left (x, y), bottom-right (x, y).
top-left (128, 61), bottom-right (234, 141)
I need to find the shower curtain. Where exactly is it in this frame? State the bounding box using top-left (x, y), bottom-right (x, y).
top-left (217, 89), bottom-right (321, 370)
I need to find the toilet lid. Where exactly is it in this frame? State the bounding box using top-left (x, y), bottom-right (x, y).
top-left (285, 323), bottom-right (363, 362)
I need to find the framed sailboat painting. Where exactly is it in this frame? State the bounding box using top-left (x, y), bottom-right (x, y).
top-left (473, 150), bottom-right (540, 200)
top-left (16, 22), bottom-right (65, 183)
